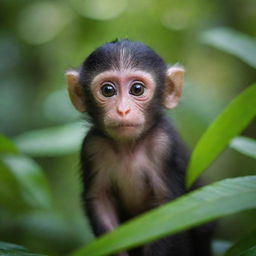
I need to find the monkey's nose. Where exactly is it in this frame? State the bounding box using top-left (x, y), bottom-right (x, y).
top-left (117, 107), bottom-right (130, 117)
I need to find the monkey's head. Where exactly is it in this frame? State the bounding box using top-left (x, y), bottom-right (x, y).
top-left (66, 39), bottom-right (184, 142)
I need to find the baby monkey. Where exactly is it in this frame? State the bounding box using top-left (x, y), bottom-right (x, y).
top-left (66, 39), bottom-right (212, 256)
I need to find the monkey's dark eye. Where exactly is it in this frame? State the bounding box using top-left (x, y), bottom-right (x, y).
top-left (101, 83), bottom-right (116, 97)
top-left (130, 83), bottom-right (145, 96)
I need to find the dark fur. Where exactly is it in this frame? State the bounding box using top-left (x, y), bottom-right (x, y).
top-left (77, 40), bottom-right (213, 255)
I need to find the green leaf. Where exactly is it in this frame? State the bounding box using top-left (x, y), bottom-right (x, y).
top-left (72, 176), bottom-right (256, 256)
top-left (239, 246), bottom-right (256, 256)
top-left (0, 134), bottom-right (18, 154)
top-left (14, 122), bottom-right (87, 157)
top-left (201, 27), bottom-right (256, 68)
top-left (0, 161), bottom-right (27, 211)
top-left (213, 240), bottom-right (232, 256)
top-left (0, 253), bottom-right (45, 256)
top-left (225, 230), bottom-right (256, 256)
top-left (186, 84), bottom-right (256, 188)
top-left (0, 155), bottom-right (52, 210)
top-left (230, 136), bottom-right (256, 159)
top-left (0, 242), bottom-right (27, 252)
top-left (0, 241), bottom-right (46, 256)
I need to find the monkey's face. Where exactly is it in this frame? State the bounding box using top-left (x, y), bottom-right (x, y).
top-left (90, 70), bottom-right (156, 141)
top-left (66, 40), bottom-right (184, 142)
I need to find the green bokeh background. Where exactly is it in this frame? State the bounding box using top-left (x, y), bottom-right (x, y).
top-left (0, 0), bottom-right (255, 255)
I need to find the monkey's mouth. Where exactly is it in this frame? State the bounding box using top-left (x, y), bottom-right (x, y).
top-left (106, 123), bottom-right (144, 139)
top-left (108, 122), bottom-right (142, 129)
top-left (108, 123), bottom-right (142, 132)
top-left (115, 123), bottom-right (140, 128)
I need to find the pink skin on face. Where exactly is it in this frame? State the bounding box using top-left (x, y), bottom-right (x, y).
top-left (91, 69), bottom-right (156, 140)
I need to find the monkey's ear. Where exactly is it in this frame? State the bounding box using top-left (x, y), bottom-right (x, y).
top-left (65, 70), bottom-right (86, 112)
top-left (163, 66), bottom-right (185, 109)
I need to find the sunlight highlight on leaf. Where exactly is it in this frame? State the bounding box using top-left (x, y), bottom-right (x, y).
top-left (201, 27), bottom-right (256, 69)
top-left (0, 241), bottom-right (46, 255)
top-left (230, 136), bottom-right (256, 159)
top-left (14, 122), bottom-right (87, 157)
top-left (2, 155), bottom-right (52, 209)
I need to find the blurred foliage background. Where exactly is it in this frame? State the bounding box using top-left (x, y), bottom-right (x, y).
top-left (0, 0), bottom-right (255, 255)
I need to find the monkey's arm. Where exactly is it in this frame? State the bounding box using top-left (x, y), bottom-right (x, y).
top-left (81, 167), bottom-right (118, 236)
top-left (85, 192), bottom-right (130, 256)
top-left (85, 191), bottom-right (119, 236)
top-left (81, 139), bottom-right (129, 256)
top-left (80, 134), bottom-right (119, 235)
top-left (82, 173), bottom-right (129, 256)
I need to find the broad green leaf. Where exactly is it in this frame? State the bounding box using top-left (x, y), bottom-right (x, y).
top-left (239, 246), bottom-right (256, 256)
top-left (186, 84), bottom-right (256, 188)
top-left (230, 136), bottom-right (256, 159)
top-left (72, 176), bottom-right (256, 256)
top-left (0, 241), bottom-right (46, 256)
top-left (0, 161), bottom-right (27, 211)
top-left (14, 122), bottom-right (87, 157)
top-left (0, 134), bottom-right (18, 154)
top-left (201, 27), bottom-right (256, 68)
top-left (1, 155), bottom-right (52, 210)
top-left (225, 230), bottom-right (256, 256)
top-left (17, 210), bottom-right (93, 245)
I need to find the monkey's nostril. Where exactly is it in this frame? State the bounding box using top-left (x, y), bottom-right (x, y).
top-left (117, 108), bottom-right (130, 116)
top-left (124, 109), bottom-right (130, 115)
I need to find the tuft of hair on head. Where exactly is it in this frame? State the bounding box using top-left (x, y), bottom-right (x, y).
top-left (110, 38), bottom-right (121, 44)
top-left (110, 38), bottom-right (129, 44)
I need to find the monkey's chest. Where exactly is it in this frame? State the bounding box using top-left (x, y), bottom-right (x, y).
top-left (111, 159), bottom-right (152, 214)
top-left (93, 147), bottom-right (168, 215)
